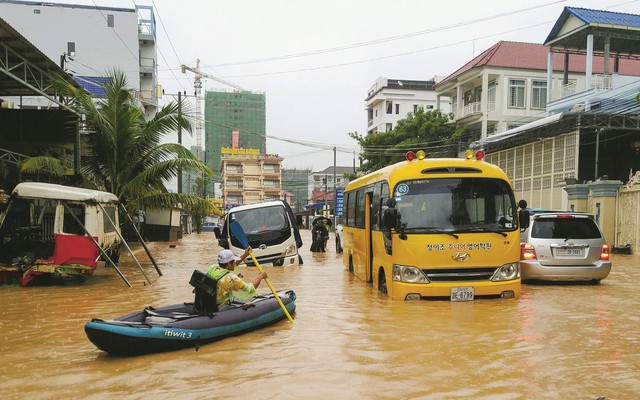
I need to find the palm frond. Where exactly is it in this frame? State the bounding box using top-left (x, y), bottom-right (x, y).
top-left (140, 193), bottom-right (221, 215)
top-left (19, 156), bottom-right (67, 178)
top-left (120, 158), bottom-right (213, 199)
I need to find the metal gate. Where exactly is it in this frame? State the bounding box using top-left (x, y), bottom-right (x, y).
top-left (615, 171), bottom-right (640, 253)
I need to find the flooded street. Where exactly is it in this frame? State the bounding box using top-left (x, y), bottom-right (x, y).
top-left (1, 229), bottom-right (638, 399)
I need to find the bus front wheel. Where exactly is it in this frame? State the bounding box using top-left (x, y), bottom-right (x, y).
top-left (378, 269), bottom-right (387, 296)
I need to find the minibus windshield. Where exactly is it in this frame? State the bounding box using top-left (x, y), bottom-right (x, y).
top-left (393, 178), bottom-right (517, 233)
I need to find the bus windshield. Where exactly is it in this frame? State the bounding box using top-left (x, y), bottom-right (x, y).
top-left (393, 178), bottom-right (517, 233)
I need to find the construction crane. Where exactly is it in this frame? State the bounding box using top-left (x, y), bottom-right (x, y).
top-left (180, 59), bottom-right (244, 161)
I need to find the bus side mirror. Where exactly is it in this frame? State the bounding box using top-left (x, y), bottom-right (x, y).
top-left (382, 208), bottom-right (398, 230)
top-left (213, 227), bottom-right (221, 238)
top-left (518, 199), bottom-right (530, 230)
top-left (382, 198), bottom-right (398, 230)
top-left (518, 210), bottom-right (530, 230)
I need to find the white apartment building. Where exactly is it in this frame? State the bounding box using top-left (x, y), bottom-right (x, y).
top-left (0, 0), bottom-right (158, 118)
top-left (220, 148), bottom-right (283, 209)
top-left (433, 41), bottom-right (616, 140)
top-left (365, 76), bottom-right (450, 135)
top-left (307, 166), bottom-right (352, 204)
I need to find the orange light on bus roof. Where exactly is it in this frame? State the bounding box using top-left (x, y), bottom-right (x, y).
top-left (416, 150), bottom-right (426, 160)
top-left (465, 149), bottom-right (474, 159)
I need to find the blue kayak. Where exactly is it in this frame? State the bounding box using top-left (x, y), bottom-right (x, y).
top-left (85, 290), bottom-right (296, 356)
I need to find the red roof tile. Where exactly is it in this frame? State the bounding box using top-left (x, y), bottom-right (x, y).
top-left (435, 41), bottom-right (640, 88)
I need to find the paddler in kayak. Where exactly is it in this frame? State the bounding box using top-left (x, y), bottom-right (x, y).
top-left (208, 248), bottom-right (268, 310)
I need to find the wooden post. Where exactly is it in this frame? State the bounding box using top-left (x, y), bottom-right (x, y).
top-left (118, 203), bottom-right (163, 276)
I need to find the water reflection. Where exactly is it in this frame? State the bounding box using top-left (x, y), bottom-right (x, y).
top-left (0, 230), bottom-right (638, 399)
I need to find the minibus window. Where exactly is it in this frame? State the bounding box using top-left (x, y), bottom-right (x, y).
top-left (63, 204), bottom-right (86, 235)
top-left (346, 192), bottom-right (356, 227)
top-left (103, 205), bottom-right (116, 233)
top-left (355, 189), bottom-right (365, 229)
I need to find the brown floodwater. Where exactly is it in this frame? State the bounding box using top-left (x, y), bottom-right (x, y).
top-left (0, 229), bottom-right (638, 399)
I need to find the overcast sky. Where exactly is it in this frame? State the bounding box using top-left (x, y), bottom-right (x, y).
top-left (30, 0), bottom-right (640, 172)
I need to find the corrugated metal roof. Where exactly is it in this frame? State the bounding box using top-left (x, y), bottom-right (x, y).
top-left (565, 7), bottom-right (640, 28)
top-left (0, 0), bottom-right (135, 14)
top-left (544, 7), bottom-right (640, 55)
top-left (74, 76), bottom-right (109, 98)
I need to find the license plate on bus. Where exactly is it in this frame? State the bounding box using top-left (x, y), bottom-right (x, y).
top-left (451, 287), bottom-right (474, 302)
top-left (555, 248), bottom-right (583, 256)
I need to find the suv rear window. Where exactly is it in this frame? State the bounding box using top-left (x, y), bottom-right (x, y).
top-left (531, 217), bottom-right (602, 239)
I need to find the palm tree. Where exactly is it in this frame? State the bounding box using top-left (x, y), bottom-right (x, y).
top-left (44, 69), bottom-right (220, 216)
top-left (18, 156), bottom-right (67, 182)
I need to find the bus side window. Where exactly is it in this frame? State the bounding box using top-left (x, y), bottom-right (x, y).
top-left (346, 192), bottom-right (356, 227)
top-left (372, 183), bottom-right (381, 230)
top-left (354, 189), bottom-right (365, 229)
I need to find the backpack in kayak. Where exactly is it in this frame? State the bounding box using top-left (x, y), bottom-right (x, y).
top-left (189, 269), bottom-right (228, 314)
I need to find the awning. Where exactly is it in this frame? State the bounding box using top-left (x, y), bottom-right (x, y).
top-left (470, 112), bottom-right (565, 151)
top-left (303, 203), bottom-right (326, 211)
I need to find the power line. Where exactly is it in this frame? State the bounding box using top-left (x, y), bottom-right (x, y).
top-left (154, 0), bottom-right (637, 80)
top-left (180, 111), bottom-right (359, 153)
top-left (200, 0), bottom-right (569, 69)
top-left (89, 0), bottom-right (139, 63)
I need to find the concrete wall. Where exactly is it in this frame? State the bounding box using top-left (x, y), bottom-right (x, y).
top-left (0, 2), bottom-right (140, 88)
top-left (565, 180), bottom-right (622, 244)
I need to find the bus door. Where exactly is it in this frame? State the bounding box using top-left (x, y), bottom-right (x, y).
top-left (369, 182), bottom-right (385, 285)
top-left (364, 188), bottom-right (373, 284)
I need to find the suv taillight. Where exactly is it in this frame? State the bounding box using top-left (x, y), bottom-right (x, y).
top-left (520, 243), bottom-right (537, 260)
top-left (600, 244), bottom-right (610, 261)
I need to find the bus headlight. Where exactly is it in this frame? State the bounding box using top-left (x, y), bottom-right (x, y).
top-left (285, 243), bottom-right (297, 256)
top-left (491, 262), bottom-right (520, 282)
top-left (392, 265), bottom-right (430, 283)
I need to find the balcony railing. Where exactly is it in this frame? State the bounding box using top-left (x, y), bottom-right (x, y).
top-left (140, 57), bottom-right (155, 74)
top-left (462, 101), bottom-right (481, 117)
top-left (133, 89), bottom-right (157, 106)
top-left (549, 74), bottom-right (612, 102)
top-left (591, 74), bottom-right (612, 90)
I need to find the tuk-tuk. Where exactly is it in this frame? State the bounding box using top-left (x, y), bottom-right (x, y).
top-left (0, 182), bottom-right (122, 286)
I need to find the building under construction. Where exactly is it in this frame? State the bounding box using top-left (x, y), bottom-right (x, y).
top-left (204, 89), bottom-right (266, 195)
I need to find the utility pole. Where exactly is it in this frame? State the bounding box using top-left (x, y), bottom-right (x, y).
top-left (203, 150), bottom-right (207, 198)
top-left (324, 174), bottom-right (328, 218)
top-left (177, 91), bottom-right (182, 194)
top-left (333, 146), bottom-right (337, 228)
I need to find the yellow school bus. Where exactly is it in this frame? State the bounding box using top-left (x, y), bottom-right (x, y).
top-left (342, 149), bottom-right (526, 301)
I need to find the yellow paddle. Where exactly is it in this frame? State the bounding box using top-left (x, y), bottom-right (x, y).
top-left (230, 221), bottom-right (294, 324)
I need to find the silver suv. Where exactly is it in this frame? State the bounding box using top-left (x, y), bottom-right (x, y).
top-left (520, 212), bottom-right (611, 283)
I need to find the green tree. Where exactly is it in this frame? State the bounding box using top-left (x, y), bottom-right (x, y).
top-left (349, 108), bottom-right (466, 173)
top-left (42, 70), bottom-right (220, 216)
top-left (19, 156), bottom-right (67, 182)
